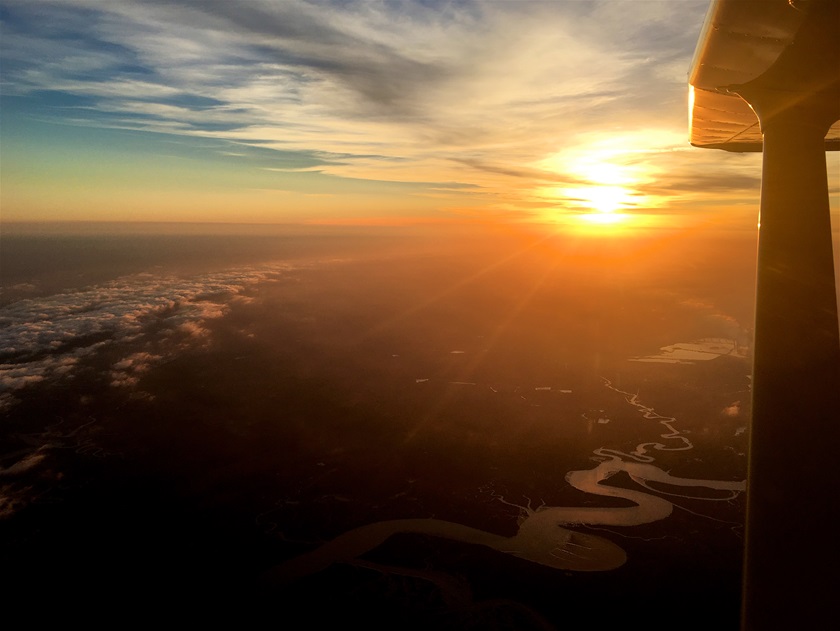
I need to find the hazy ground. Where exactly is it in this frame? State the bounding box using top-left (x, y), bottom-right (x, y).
top-left (1, 223), bottom-right (754, 627)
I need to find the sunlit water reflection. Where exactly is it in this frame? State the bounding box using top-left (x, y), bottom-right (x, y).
top-left (265, 377), bottom-right (745, 585)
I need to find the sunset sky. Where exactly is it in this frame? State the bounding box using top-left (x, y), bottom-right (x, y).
top-left (1, 0), bottom-right (838, 231)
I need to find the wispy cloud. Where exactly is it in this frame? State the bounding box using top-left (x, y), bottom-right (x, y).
top-left (1, 0), bottom-right (715, 219)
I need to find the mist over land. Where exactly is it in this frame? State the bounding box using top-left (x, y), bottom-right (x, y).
top-left (1, 223), bottom-right (754, 627)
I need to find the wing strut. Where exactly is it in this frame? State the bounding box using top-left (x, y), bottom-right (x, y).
top-left (689, 1), bottom-right (840, 628)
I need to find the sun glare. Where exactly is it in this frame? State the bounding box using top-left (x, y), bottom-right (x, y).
top-left (579, 210), bottom-right (628, 225)
top-left (575, 185), bottom-right (635, 214)
top-left (536, 140), bottom-right (665, 230)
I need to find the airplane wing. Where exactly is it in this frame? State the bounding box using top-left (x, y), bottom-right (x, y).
top-left (688, 0), bottom-right (840, 151)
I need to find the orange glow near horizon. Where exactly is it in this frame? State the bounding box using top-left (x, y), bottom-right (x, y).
top-left (569, 185), bottom-right (637, 214)
top-left (579, 210), bottom-right (629, 225)
top-left (567, 209), bottom-right (645, 236)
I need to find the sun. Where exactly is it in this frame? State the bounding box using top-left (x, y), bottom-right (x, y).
top-left (579, 208), bottom-right (628, 225)
top-left (575, 184), bottom-right (635, 214)
top-left (536, 144), bottom-right (656, 228)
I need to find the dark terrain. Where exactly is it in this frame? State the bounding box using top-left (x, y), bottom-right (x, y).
top-left (1, 226), bottom-right (752, 627)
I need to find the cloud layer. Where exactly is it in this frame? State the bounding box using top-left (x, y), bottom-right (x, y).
top-left (0, 262), bottom-right (293, 410)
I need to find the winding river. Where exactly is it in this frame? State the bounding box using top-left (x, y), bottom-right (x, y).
top-left (264, 378), bottom-right (746, 585)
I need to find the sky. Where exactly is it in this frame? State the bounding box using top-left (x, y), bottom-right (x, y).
top-left (0, 0), bottom-right (837, 231)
